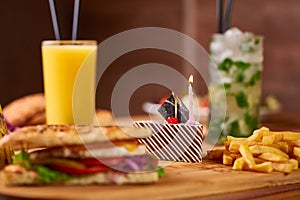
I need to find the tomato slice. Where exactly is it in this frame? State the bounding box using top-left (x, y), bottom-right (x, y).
top-left (81, 158), bottom-right (104, 166)
top-left (50, 164), bottom-right (109, 175)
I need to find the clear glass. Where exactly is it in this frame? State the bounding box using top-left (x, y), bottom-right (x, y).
top-left (42, 40), bottom-right (97, 125)
top-left (209, 28), bottom-right (263, 143)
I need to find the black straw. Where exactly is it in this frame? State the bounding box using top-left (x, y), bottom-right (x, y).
top-left (217, 0), bottom-right (223, 33)
top-left (48, 0), bottom-right (60, 40)
top-left (224, 0), bottom-right (233, 32)
top-left (72, 0), bottom-right (80, 40)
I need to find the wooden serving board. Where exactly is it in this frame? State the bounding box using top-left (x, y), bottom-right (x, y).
top-left (1, 159), bottom-right (300, 200)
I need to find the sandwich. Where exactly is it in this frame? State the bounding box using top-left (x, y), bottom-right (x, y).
top-left (3, 93), bottom-right (115, 127)
top-left (0, 124), bottom-right (164, 185)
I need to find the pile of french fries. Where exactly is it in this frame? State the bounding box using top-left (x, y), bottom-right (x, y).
top-left (223, 127), bottom-right (300, 173)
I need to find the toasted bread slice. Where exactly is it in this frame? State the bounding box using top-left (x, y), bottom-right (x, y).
top-left (0, 125), bottom-right (151, 149)
top-left (0, 165), bottom-right (159, 186)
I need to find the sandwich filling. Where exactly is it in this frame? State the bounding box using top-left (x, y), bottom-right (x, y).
top-left (12, 147), bottom-right (164, 184)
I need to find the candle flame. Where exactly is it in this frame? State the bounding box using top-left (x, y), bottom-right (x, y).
top-left (189, 75), bottom-right (193, 84)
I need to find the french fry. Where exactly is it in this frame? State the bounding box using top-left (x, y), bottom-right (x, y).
top-left (229, 140), bottom-right (258, 153)
top-left (270, 141), bottom-right (289, 154)
top-left (228, 141), bottom-right (241, 153)
top-left (227, 136), bottom-right (246, 143)
top-left (251, 162), bottom-right (273, 173)
top-left (262, 135), bottom-right (274, 145)
top-left (293, 147), bottom-right (300, 158)
top-left (283, 132), bottom-right (300, 141)
top-left (272, 162), bottom-right (294, 173)
top-left (232, 157), bottom-right (245, 171)
top-left (254, 157), bottom-right (267, 164)
top-left (223, 127), bottom-right (300, 174)
top-left (247, 127), bottom-right (270, 142)
top-left (246, 130), bottom-right (262, 142)
top-left (291, 140), bottom-right (300, 147)
top-left (258, 152), bottom-right (289, 162)
top-left (288, 159), bottom-right (298, 170)
top-left (239, 144), bottom-right (256, 168)
top-left (262, 132), bottom-right (283, 145)
top-left (223, 150), bottom-right (234, 166)
top-left (249, 145), bottom-right (289, 160)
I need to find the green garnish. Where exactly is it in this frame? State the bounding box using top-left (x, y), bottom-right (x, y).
top-left (224, 83), bottom-right (231, 89)
top-left (34, 165), bottom-right (72, 183)
top-left (254, 39), bottom-right (260, 45)
top-left (228, 121), bottom-right (240, 137)
top-left (244, 112), bottom-right (259, 131)
top-left (218, 58), bottom-right (233, 73)
top-left (157, 166), bottom-right (165, 178)
top-left (13, 150), bottom-right (73, 183)
top-left (13, 149), bottom-right (31, 168)
top-left (235, 91), bottom-right (249, 108)
top-left (233, 71), bottom-right (245, 83)
top-left (248, 71), bottom-right (261, 86)
top-left (234, 61), bottom-right (250, 70)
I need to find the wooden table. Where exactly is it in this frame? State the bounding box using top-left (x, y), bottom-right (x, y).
top-left (0, 111), bottom-right (300, 199)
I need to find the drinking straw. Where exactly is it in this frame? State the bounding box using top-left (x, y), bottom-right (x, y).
top-left (48, 0), bottom-right (60, 40)
top-left (217, 0), bottom-right (223, 33)
top-left (224, 0), bottom-right (233, 32)
top-left (72, 0), bottom-right (80, 40)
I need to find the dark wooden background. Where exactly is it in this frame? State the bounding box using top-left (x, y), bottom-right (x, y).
top-left (1, 0), bottom-right (300, 115)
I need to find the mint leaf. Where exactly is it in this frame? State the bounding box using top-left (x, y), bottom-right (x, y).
top-left (224, 83), bottom-right (231, 89)
top-left (248, 71), bottom-right (261, 86)
top-left (218, 58), bottom-right (233, 73)
top-left (244, 113), bottom-right (258, 131)
top-left (229, 121), bottom-right (240, 137)
top-left (234, 61), bottom-right (250, 70)
top-left (233, 71), bottom-right (244, 83)
top-left (235, 92), bottom-right (249, 108)
top-left (157, 166), bottom-right (165, 178)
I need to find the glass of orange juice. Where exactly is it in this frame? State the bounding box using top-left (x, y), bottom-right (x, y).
top-left (42, 40), bottom-right (97, 125)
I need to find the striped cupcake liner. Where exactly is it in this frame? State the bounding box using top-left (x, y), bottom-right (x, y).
top-left (133, 121), bottom-right (204, 163)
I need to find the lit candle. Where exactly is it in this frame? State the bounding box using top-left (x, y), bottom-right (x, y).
top-left (188, 75), bottom-right (194, 123)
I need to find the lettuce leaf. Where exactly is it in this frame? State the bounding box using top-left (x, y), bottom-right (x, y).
top-left (13, 150), bottom-right (73, 183)
top-left (157, 166), bottom-right (165, 178)
top-left (34, 165), bottom-right (72, 183)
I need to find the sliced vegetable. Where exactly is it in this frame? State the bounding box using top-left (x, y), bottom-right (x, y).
top-left (35, 165), bottom-right (72, 183)
top-left (50, 164), bottom-right (109, 175)
top-left (157, 166), bottom-right (165, 178)
top-left (13, 150), bottom-right (72, 183)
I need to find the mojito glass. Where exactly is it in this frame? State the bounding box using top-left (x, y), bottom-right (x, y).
top-left (209, 28), bottom-right (263, 143)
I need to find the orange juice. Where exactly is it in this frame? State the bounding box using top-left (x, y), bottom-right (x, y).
top-left (42, 40), bottom-right (97, 125)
